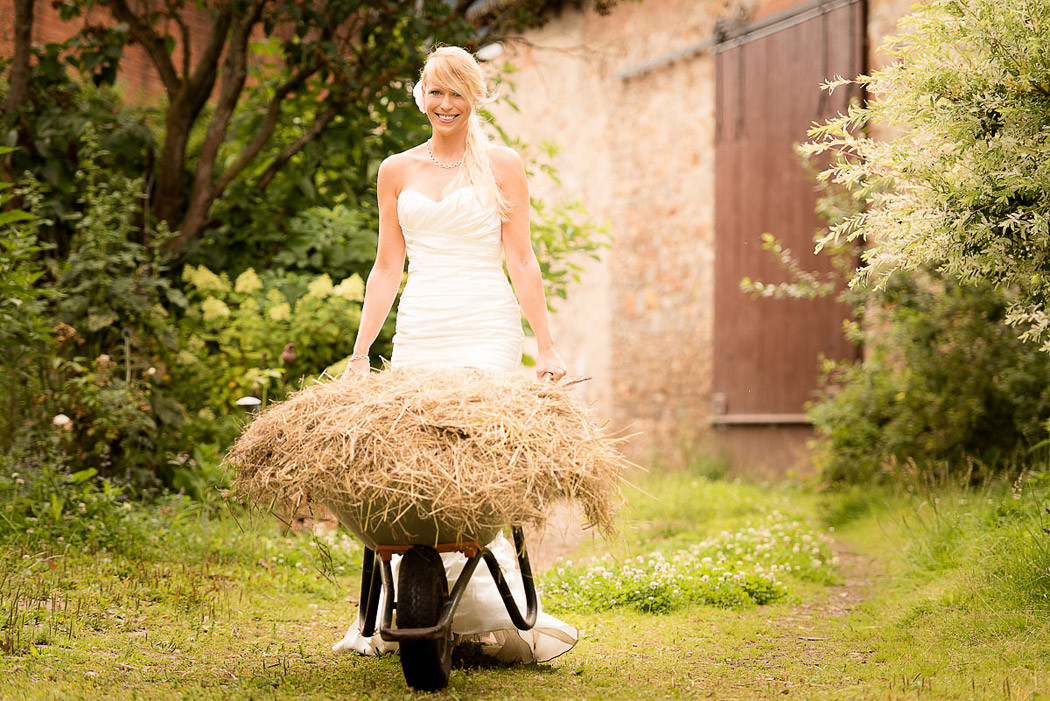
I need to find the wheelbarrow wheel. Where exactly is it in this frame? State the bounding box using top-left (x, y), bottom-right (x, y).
top-left (397, 547), bottom-right (452, 691)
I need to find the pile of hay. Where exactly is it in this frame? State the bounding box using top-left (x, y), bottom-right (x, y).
top-left (225, 368), bottom-right (628, 542)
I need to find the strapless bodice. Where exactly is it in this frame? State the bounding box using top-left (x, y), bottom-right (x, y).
top-left (396, 186), bottom-right (505, 289)
top-left (391, 185), bottom-right (523, 372)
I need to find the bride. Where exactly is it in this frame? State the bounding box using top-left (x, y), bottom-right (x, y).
top-left (333, 46), bottom-right (578, 663)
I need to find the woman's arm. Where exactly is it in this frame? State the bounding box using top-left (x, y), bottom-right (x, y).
top-left (495, 147), bottom-right (567, 380)
top-left (346, 156), bottom-right (406, 376)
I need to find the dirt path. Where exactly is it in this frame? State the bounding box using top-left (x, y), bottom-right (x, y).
top-left (786, 543), bottom-right (877, 630)
top-left (525, 512), bottom-right (885, 696)
top-left (721, 542), bottom-right (884, 695)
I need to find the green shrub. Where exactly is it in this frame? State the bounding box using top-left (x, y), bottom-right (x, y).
top-left (34, 135), bottom-right (186, 487)
top-left (0, 442), bottom-right (139, 550)
top-left (809, 273), bottom-right (1050, 483)
top-left (0, 166), bottom-right (55, 450)
top-left (170, 265), bottom-right (364, 443)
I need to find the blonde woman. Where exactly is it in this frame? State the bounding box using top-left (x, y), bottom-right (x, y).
top-left (334, 47), bottom-right (577, 663)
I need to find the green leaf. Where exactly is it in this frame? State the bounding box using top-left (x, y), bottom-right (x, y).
top-left (69, 468), bottom-right (98, 484)
top-left (0, 211), bottom-right (36, 227)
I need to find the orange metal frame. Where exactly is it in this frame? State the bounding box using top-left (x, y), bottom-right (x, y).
top-left (375, 541), bottom-right (480, 561)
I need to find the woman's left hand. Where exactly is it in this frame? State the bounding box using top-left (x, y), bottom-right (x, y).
top-left (535, 347), bottom-right (567, 381)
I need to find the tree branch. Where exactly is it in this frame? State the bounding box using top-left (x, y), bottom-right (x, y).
top-left (164, 0), bottom-right (192, 78)
top-left (184, 2), bottom-right (234, 111)
top-left (257, 94), bottom-right (349, 191)
top-left (214, 62), bottom-right (322, 194)
top-left (105, 0), bottom-right (181, 95)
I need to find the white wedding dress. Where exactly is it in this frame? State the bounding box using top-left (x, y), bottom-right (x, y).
top-left (332, 184), bottom-right (578, 663)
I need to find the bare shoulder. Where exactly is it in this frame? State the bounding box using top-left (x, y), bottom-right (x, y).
top-left (489, 144), bottom-right (523, 170)
top-left (378, 151), bottom-right (410, 180)
top-left (489, 144), bottom-right (525, 185)
top-left (380, 145), bottom-right (430, 188)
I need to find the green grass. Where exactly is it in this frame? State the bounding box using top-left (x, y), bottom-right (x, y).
top-left (2, 463), bottom-right (1050, 698)
top-left (824, 479), bottom-right (1050, 699)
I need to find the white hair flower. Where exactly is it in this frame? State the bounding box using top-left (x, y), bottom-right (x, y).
top-left (412, 81), bottom-right (426, 114)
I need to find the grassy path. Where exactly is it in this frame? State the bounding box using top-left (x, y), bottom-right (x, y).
top-left (2, 472), bottom-right (1049, 699)
top-left (0, 572), bottom-right (877, 700)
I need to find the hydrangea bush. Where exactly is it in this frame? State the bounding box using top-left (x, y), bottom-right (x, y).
top-left (172, 265), bottom-right (364, 442)
top-left (541, 512), bottom-right (837, 613)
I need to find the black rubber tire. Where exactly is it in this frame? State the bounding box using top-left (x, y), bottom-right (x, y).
top-left (397, 547), bottom-right (452, 692)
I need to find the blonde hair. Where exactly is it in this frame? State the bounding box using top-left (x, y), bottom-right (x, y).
top-left (419, 46), bottom-right (510, 220)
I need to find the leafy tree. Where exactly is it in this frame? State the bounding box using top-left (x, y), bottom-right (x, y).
top-left (3, 0), bottom-right (620, 255)
top-left (804, 0), bottom-right (1050, 349)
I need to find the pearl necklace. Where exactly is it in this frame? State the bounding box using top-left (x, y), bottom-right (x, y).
top-left (426, 140), bottom-right (464, 169)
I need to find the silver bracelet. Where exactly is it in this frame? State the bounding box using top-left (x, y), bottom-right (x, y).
top-left (350, 353), bottom-right (368, 362)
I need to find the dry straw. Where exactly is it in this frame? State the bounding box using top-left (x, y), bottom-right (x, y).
top-left (225, 367), bottom-right (629, 543)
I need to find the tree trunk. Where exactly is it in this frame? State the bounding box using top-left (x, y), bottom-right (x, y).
top-left (167, 5), bottom-right (262, 252)
top-left (153, 93), bottom-right (195, 227)
top-left (2, 0), bottom-right (34, 185)
top-left (3, 0), bottom-right (33, 118)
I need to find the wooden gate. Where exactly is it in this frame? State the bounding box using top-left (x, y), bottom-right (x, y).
top-left (712, 0), bottom-right (865, 424)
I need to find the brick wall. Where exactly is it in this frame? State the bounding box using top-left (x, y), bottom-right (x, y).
top-left (1, 0), bottom-right (217, 104)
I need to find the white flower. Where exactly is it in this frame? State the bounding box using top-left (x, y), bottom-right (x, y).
top-left (182, 265), bottom-right (230, 293)
top-left (412, 81), bottom-right (426, 113)
top-left (201, 296), bottom-right (231, 322)
top-left (52, 413), bottom-right (72, 430)
top-left (268, 302), bottom-right (291, 322)
top-left (333, 274), bottom-right (364, 302)
top-left (234, 268), bottom-right (263, 294)
top-left (306, 274), bottom-right (334, 299)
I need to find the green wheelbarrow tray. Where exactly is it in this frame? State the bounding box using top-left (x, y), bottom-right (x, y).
top-left (323, 499), bottom-right (502, 550)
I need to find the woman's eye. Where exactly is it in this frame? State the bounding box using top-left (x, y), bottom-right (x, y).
top-left (429, 90), bottom-right (441, 96)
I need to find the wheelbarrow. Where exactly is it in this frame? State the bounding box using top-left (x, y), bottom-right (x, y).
top-left (326, 501), bottom-right (539, 692)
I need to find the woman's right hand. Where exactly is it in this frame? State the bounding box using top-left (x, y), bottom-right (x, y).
top-left (343, 355), bottom-right (370, 380)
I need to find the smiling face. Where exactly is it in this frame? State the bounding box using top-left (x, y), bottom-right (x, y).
top-left (423, 83), bottom-right (473, 137)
